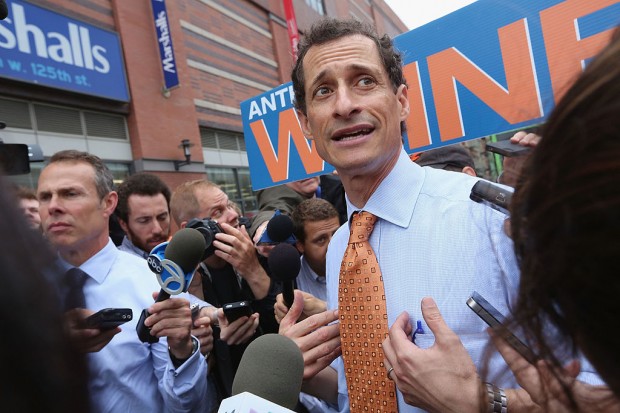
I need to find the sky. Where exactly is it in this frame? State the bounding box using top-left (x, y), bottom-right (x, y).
top-left (383, 0), bottom-right (478, 30)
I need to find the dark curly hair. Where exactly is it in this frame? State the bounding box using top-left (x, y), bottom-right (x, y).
top-left (291, 18), bottom-right (407, 133)
top-left (115, 173), bottom-right (171, 223)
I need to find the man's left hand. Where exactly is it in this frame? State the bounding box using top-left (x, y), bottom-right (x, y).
top-left (382, 297), bottom-right (483, 413)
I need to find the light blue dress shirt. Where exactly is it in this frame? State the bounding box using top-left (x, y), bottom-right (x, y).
top-left (118, 235), bottom-right (149, 259)
top-left (61, 239), bottom-right (211, 413)
top-left (296, 256), bottom-right (327, 302)
top-left (326, 149), bottom-right (522, 412)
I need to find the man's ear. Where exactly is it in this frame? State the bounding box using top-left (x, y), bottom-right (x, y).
top-left (396, 84), bottom-right (410, 121)
top-left (118, 218), bottom-right (129, 234)
top-left (461, 166), bottom-right (477, 177)
top-left (180, 220), bottom-right (188, 229)
top-left (102, 191), bottom-right (118, 217)
top-left (297, 109), bottom-right (314, 140)
top-left (295, 240), bottom-right (305, 254)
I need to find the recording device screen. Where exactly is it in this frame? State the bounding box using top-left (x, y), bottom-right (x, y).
top-left (466, 292), bottom-right (536, 364)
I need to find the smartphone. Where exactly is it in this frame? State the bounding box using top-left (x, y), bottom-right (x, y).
top-left (466, 292), bottom-right (537, 364)
top-left (485, 140), bottom-right (531, 157)
top-left (470, 180), bottom-right (513, 215)
top-left (223, 300), bottom-right (253, 323)
top-left (85, 308), bottom-right (133, 330)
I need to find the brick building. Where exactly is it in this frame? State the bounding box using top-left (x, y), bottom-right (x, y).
top-left (0, 0), bottom-right (407, 215)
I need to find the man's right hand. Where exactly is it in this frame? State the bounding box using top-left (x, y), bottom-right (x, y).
top-left (274, 290), bottom-right (327, 324)
top-left (64, 308), bottom-right (120, 353)
top-left (216, 308), bottom-right (260, 345)
top-left (279, 290), bottom-right (341, 380)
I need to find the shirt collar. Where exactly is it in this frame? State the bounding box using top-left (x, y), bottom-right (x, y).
top-left (57, 238), bottom-right (119, 285)
top-left (301, 255), bottom-right (325, 283)
top-left (121, 235), bottom-right (149, 259)
top-left (345, 148), bottom-right (424, 228)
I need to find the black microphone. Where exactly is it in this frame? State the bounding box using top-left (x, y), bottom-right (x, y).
top-left (266, 213), bottom-right (294, 242)
top-left (137, 228), bottom-right (206, 343)
top-left (0, 0), bottom-right (7, 20)
top-left (229, 334), bottom-right (304, 410)
top-left (268, 243), bottom-right (301, 308)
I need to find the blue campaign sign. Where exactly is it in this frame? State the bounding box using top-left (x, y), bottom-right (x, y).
top-left (242, 0), bottom-right (619, 190)
top-left (0, 0), bottom-right (129, 102)
top-left (151, 0), bottom-right (179, 90)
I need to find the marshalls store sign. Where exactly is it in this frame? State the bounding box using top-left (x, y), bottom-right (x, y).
top-left (0, 0), bottom-right (129, 101)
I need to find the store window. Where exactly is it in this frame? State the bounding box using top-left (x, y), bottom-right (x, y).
top-left (205, 166), bottom-right (258, 218)
top-left (305, 0), bottom-right (325, 15)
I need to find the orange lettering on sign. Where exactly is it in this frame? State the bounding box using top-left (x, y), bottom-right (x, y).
top-left (250, 108), bottom-right (324, 182)
top-left (427, 18), bottom-right (542, 142)
top-left (403, 61), bottom-right (431, 149)
top-left (540, 0), bottom-right (614, 103)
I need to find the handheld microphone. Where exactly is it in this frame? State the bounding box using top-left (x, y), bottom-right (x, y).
top-left (220, 334), bottom-right (303, 412)
top-left (137, 228), bottom-right (206, 343)
top-left (268, 243), bottom-right (301, 308)
top-left (257, 210), bottom-right (296, 245)
top-left (267, 213), bottom-right (294, 242)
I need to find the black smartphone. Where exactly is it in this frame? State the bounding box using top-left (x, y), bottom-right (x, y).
top-left (466, 292), bottom-right (537, 364)
top-left (223, 300), bottom-right (253, 323)
top-left (485, 140), bottom-right (531, 157)
top-left (86, 308), bottom-right (133, 330)
top-left (470, 180), bottom-right (513, 215)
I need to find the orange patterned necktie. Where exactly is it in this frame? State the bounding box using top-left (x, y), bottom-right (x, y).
top-left (339, 211), bottom-right (398, 412)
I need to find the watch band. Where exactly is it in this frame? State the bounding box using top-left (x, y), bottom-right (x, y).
top-left (485, 382), bottom-right (507, 413)
top-left (169, 336), bottom-right (199, 369)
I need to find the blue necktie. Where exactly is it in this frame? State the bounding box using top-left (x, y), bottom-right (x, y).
top-left (64, 268), bottom-right (88, 311)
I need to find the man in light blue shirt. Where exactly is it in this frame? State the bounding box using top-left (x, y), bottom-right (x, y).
top-left (37, 150), bottom-right (211, 413)
top-left (278, 18), bottom-right (599, 413)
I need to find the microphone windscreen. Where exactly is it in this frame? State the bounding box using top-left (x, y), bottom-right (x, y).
top-left (232, 334), bottom-right (304, 410)
top-left (266, 214), bottom-right (294, 242)
top-left (164, 228), bottom-right (206, 273)
top-left (268, 243), bottom-right (301, 282)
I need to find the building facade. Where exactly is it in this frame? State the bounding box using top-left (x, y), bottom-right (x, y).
top-left (0, 0), bottom-right (407, 215)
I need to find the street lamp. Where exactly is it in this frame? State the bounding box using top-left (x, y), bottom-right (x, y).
top-left (174, 139), bottom-right (194, 171)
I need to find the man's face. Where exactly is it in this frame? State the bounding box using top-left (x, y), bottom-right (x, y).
top-left (297, 35), bottom-right (410, 179)
top-left (119, 193), bottom-right (170, 253)
top-left (296, 216), bottom-right (340, 277)
top-left (19, 198), bottom-right (41, 229)
top-left (286, 177), bottom-right (320, 197)
top-left (38, 161), bottom-right (117, 263)
top-left (194, 186), bottom-right (239, 228)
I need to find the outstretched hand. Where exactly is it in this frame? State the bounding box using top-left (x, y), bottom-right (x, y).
top-left (491, 331), bottom-right (620, 412)
top-left (279, 290), bottom-right (341, 380)
top-left (64, 308), bottom-right (120, 353)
